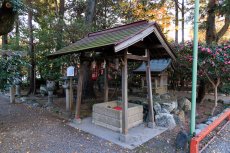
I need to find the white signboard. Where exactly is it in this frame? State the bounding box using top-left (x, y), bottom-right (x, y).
top-left (67, 66), bottom-right (75, 76)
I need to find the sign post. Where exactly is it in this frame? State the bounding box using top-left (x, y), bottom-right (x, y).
top-left (67, 66), bottom-right (75, 111)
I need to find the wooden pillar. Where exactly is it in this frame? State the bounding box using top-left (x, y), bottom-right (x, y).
top-left (69, 77), bottom-right (73, 111)
top-left (146, 49), bottom-right (155, 128)
top-left (122, 50), bottom-right (128, 135)
top-left (104, 60), bottom-right (109, 102)
top-left (65, 81), bottom-right (70, 111)
top-left (75, 62), bottom-right (84, 120)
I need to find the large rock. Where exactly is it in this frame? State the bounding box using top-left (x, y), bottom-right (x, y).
top-left (196, 123), bottom-right (208, 130)
top-left (178, 110), bottom-right (185, 123)
top-left (153, 102), bottom-right (162, 115)
top-left (161, 108), bottom-right (170, 114)
top-left (178, 98), bottom-right (191, 112)
top-left (160, 93), bottom-right (171, 100)
top-left (195, 129), bottom-right (201, 135)
top-left (152, 94), bottom-right (161, 101)
top-left (161, 101), bottom-right (178, 113)
top-left (155, 113), bottom-right (176, 130)
top-left (175, 131), bottom-right (189, 150)
top-left (223, 99), bottom-right (230, 105)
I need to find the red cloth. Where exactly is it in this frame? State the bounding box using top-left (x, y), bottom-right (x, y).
top-left (113, 106), bottom-right (122, 110)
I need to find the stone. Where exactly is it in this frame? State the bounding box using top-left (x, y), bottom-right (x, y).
top-left (223, 99), bottom-right (230, 105)
top-left (153, 102), bottom-right (162, 114)
top-left (161, 108), bottom-right (170, 114)
top-left (15, 85), bottom-right (21, 96)
top-left (40, 85), bottom-right (47, 96)
top-left (147, 122), bottom-right (156, 128)
top-left (152, 94), bottom-right (161, 101)
top-left (32, 103), bottom-right (40, 107)
top-left (46, 80), bottom-right (55, 91)
top-left (208, 116), bottom-right (217, 122)
top-left (20, 97), bottom-right (28, 103)
top-left (161, 101), bottom-right (178, 113)
top-left (217, 99), bottom-right (224, 103)
top-left (155, 113), bottom-right (176, 130)
top-left (195, 129), bottom-right (201, 135)
top-left (196, 123), bottom-right (208, 130)
top-left (184, 99), bottom-right (191, 112)
top-left (175, 131), bottom-right (189, 150)
top-left (173, 115), bottom-right (181, 125)
top-left (178, 98), bottom-right (191, 111)
top-left (160, 93), bottom-right (171, 100)
top-left (205, 120), bottom-right (212, 125)
top-left (178, 110), bottom-right (185, 123)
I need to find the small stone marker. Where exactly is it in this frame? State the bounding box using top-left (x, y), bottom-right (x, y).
top-left (176, 131), bottom-right (188, 150)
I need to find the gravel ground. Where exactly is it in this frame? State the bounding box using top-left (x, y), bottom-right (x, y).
top-left (202, 121), bottom-right (230, 153)
top-left (0, 95), bottom-right (178, 153)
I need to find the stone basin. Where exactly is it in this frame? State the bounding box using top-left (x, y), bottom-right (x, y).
top-left (92, 101), bottom-right (143, 132)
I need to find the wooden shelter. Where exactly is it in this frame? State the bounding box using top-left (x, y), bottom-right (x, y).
top-left (49, 20), bottom-right (176, 141)
top-left (133, 59), bottom-right (172, 94)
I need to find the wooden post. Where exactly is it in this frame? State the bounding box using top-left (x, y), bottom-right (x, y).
top-left (146, 49), bottom-right (155, 128)
top-left (75, 62), bottom-right (84, 120)
top-left (65, 80), bottom-right (70, 111)
top-left (104, 60), bottom-right (109, 102)
top-left (121, 50), bottom-right (128, 135)
top-left (69, 77), bottom-right (73, 111)
top-left (10, 86), bottom-right (15, 104)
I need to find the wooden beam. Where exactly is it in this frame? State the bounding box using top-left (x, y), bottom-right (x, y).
top-left (104, 60), bottom-right (109, 102)
top-left (75, 61), bottom-right (84, 119)
top-left (126, 54), bottom-right (148, 61)
top-left (151, 44), bottom-right (164, 49)
top-left (146, 49), bottom-right (155, 127)
top-left (122, 50), bottom-right (128, 135)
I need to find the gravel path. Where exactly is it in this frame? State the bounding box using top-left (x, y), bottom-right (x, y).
top-left (202, 121), bottom-right (230, 153)
top-left (0, 95), bottom-right (178, 153)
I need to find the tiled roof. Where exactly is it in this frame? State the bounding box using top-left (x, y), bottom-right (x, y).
top-left (133, 59), bottom-right (171, 73)
top-left (49, 20), bottom-right (176, 60)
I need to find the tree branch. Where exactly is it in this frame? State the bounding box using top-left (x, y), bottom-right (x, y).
top-left (216, 15), bottom-right (230, 42)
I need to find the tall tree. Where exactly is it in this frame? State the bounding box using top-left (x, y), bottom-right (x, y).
top-left (85, 0), bottom-right (97, 25)
top-left (175, 0), bottom-right (179, 44)
top-left (206, 0), bottom-right (230, 44)
top-left (27, 0), bottom-right (36, 95)
top-left (81, 0), bottom-right (97, 98)
top-left (55, 0), bottom-right (65, 50)
top-left (181, 0), bottom-right (185, 44)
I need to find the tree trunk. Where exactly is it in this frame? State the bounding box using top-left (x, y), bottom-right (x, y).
top-left (85, 0), bottom-right (97, 26)
top-left (27, 0), bottom-right (36, 95)
top-left (82, 61), bottom-right (96, 99)
top-left (206, 0), bottom-right (217, 45)
top-left (181, 0), bottom-right (185, 44)
top-left (1, 34), bottom-right (8, 50)
top-left (15, 15), bottom-right (20, 49)
top-left (80, 1), bottom-right (97, 99)
top-left (175, 0), bottom-right (179, 44)
top-left (211, 85), bottom-right (218, 115)
top-left (197, 80), bottom-right (206, 103)
top-left (55, 0), bottom-right (65, 50)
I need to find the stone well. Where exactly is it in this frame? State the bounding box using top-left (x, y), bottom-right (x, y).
top-left (92, 101), bottom-right (143, 132)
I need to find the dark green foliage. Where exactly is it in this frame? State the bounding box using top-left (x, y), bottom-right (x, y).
top-left (0, 53), bottom-right (28, 90)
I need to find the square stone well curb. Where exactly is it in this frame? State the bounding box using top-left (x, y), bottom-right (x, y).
top-left (92, 101), bottom-right (143, 132)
